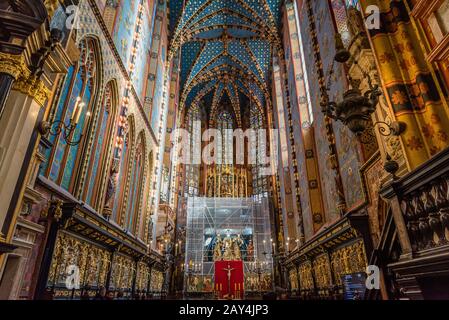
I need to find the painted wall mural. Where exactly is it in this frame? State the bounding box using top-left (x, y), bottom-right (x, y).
top-left (150, 43), bottom-right (166, 133)
top-left (112, 0), bottom-right (140, 67)
top-left (133, 1), bottom-right (155, 101)
top-left (298, 0), bottom-right (365, 222)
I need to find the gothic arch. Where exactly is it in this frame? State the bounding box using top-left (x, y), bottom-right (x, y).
top-left (124, 130), bottom-right (147, 235)
top-left (83, 79), bottom-right (119, 210)
top-left (139, 150), bottom-right (155, 240)
top-left (43, 36), bottom-right (103, 195)
top-left (113, 114), bottom-right (135, 225)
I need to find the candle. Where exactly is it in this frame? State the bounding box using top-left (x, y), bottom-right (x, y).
top-left (74, 102), bottom-right (86, 124)
top-left (71, 97), bottom-right (81, 122)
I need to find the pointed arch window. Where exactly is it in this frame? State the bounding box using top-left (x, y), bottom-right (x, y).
top-left (329, 0), bottom-right (361, 46)
top-left (217, 110), bottom-right (234, 166)
top-left (112, 123), bottom-right (133, 224)
top-left (250, 108), bottom-right (268, 202)
top-left (184, 105), bottom-right (201, 197)
top-left (138, 151), bottom-right (154, 239)
top-left (126, 134), bottom-right (145, 234)
top-left (293, 0), bottom-right (314, 124)
top-left (42, 37), bottom-right (98, 192)
top-left (213, 110), bottom-right (235, 198)
top-left (84, 81), bottom-right (117, 209)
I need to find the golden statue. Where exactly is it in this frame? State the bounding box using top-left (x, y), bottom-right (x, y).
top-left (247, 239), bottom-right (254, 261)
top-left (207, 174), bottom-right (214, 197)
top-left (223, 236), bottom-right (234, 261)
top-left (213, 235), bottom-right (223, 261)
top-left (232, 235), bottom-right (243, 260)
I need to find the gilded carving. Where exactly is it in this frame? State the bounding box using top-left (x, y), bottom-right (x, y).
top-left (47, 233), bottom-right (111, 288)
top-left (298, 261), bottom-right (314, 291)
top-left (0, 53), bottom-right (50, 106)
top-left (289, 268), bottom-right (299, 291)
top-left (44, 0), bottom-right (60, 18)
top-left (136, 261), bottom-right (150, 291)
top-left (111, 254), bottom-right (135, 290)
top-left (206, 166), bottom-right (248, 198)
top-left (149, 270), bottom-right (163, 292)
top-left (0, 52), bottom-right (27, 79)
top-left (312, 254), bottom-right (332, 289)
top-left (330, 240), bottom-right (367, 285)
top-left (13, 74), bottom-right (50, 107)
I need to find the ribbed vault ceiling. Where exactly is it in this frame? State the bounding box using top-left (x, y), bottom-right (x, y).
top-left (169, 0), bottom-right (282, 126)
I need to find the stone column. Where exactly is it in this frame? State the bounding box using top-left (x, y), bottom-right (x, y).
top-left (0, 78), bottom-right (50, 237)
top-left (0, 53), bottom-right (27, 122)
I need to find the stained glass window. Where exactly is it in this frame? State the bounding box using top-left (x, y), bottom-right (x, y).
top-left (345, 0), bottom-right (360, 9)
top-left (184, 105), bottom-right (201, 197)
top-left (293, 0), bottom-right (314, 124)
top-left (85, 82), bottom-right (115, 209)
top-left (250, 108), bottom-right (268, 202)
top-left (331, 0), bottom-right (352, 46)
top-left (217, 110), bottom-right (233, 166)
top-left (44, 37), bottom-right (98, 192)
top-left (330, 0), bottom-right (362, 46)
top-left (112, 121), bottom-right (133, 224)
top-left (126, 135), bottom-right (145, 233)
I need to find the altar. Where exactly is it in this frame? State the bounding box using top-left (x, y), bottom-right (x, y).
top-left (214, 261), bottom-right (244, 299)
top-left (183, 198), bottom-right (274, 299)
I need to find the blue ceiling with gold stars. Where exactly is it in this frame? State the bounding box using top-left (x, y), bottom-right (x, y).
top-left (169, 0), bottom-right (282, 125)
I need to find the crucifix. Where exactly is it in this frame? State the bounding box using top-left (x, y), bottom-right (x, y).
top-left (222, 263), bottom-right (235, 295)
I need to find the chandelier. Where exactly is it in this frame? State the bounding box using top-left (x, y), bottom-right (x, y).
top-left (321, 34), bottom-right (406, 144)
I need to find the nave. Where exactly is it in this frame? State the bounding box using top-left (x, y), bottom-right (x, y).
top-left (0, 0), bottom-right (449, 301)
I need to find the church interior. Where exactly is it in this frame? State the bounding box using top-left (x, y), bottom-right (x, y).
top-left (1, 0), bottom-right (449, 301)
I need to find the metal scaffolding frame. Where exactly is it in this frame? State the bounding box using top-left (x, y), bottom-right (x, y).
top-left (184, 197), bottom-right (274, 293)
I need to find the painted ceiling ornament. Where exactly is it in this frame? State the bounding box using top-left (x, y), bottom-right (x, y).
top-left (171, 0), bottom-right (282, 123)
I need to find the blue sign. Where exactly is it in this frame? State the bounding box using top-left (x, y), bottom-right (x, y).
top-left (342, 273), bottom-right (367, 300)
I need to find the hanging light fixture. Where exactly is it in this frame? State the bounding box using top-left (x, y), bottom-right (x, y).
top-left (39, 97), bottom-right (91, 146)
top-left (321, 33), bottom-right (406, 144)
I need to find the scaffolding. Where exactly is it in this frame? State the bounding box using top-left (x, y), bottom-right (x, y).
top-left (184, 197), bottom-right (274, 294)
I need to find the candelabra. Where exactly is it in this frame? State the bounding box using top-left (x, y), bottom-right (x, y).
top-left (39, 97), bottom-right (91, 146)
top-left (249, 259), bottom-right (270, 296)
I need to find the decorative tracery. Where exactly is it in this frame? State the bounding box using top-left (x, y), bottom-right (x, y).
top-left (184, 104), bottom-right (202, 197)
top-left (250, 107), bottom-right (268, 201)
top-left (43, 37), bottom-right (98, 192)
top-left (126, 133), bottom-right (146, 234)
top-left (85, 81), bottom-right (117, 209)
top-left (112, 117), bottom-right (134, 225)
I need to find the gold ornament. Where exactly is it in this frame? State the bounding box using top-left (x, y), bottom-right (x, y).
top-left (0, 52), bottom-right (27, 79)
top-left (13, 74), bottom-right (50, 107)
top-left (44, 0), bottom-right (60, 18)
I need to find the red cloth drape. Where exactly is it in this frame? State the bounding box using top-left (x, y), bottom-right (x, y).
top-left (214, 261), bottom-right (244, 299)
